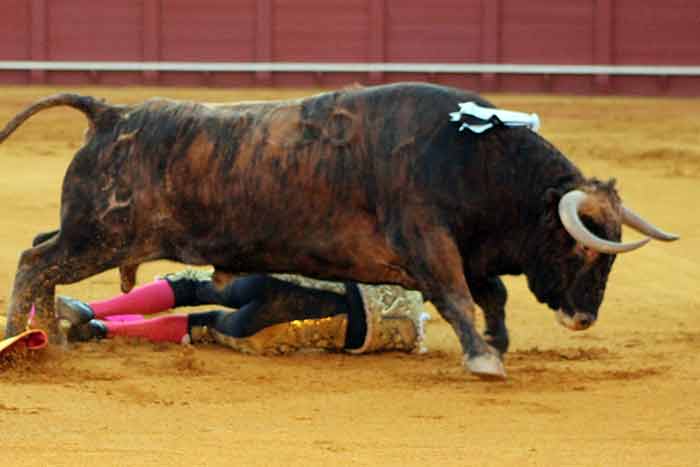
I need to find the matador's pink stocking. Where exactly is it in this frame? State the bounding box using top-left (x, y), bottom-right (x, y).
top-left (90, 279), bottom-right (175, 319)
top-left (103, 314), bottom-right (188, 344)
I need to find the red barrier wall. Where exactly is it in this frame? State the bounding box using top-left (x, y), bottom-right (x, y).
top-left (1, 0), bottom-right (699, 94)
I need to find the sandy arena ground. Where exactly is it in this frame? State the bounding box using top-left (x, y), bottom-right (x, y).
top-left (0, 85), bottom-right (698, 466)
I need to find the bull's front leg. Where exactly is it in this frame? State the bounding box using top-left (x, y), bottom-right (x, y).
top-left (470, 276), bottom-right (509, 356)
top-left (430, 290), bottom-right (506, 379)
top-left (407, 228), bottom-right (505, 379)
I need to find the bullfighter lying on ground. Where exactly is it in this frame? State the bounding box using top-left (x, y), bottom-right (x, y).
top-left (56, 269), bottom-right (430, 355)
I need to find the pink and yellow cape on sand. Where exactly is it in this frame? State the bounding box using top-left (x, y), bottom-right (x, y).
top-left (0, 306), bottom-right (49, 358)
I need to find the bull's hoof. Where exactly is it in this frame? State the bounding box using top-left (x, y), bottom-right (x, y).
top-left (465, 353), bottom-right (507, 380)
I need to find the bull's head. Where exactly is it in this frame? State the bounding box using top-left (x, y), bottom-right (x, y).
top-left (527, 179), bottom-right (678, 331)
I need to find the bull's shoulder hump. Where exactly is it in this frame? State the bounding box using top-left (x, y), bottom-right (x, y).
top-left (326, 82), bottom-right (494, 112)
top-left (357, 81), bottom-right (483, 99)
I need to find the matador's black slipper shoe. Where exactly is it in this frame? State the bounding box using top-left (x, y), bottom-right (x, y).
top-left (67, 320), bottom-right (107, 342)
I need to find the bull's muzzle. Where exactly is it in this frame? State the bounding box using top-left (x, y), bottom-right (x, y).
top-left (555, 310), bottom-right (596, 331)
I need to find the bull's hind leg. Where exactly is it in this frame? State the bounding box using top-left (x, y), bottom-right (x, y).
top-left (31, 230), bottom-right (139, 294)
top-left (5, 233), bottom-right (124, 343)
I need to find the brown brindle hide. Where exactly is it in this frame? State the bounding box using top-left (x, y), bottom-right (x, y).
top-left (3, 83), bottom-right (612, 377)
top-left (137, 98), bottom-right (414, 284)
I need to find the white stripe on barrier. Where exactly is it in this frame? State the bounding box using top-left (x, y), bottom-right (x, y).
top-left (0, 61), bottom-right (699, 76)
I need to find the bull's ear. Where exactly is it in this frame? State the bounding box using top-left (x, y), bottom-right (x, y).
top-left (544, 187), bottom-right (562, 207)
top-left (541, 188), bottom-right (563, 229)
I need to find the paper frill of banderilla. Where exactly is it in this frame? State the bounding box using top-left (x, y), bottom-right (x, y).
top-left (450, 101), bottom-right (541, 134)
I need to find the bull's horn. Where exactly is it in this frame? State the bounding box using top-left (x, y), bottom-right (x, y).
top-left (558, 190), bottom-right (650, 254)
top-left (621, 206), bottom-right (679, 241)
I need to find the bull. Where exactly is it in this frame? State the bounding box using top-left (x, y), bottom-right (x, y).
top-left (0, 83), bottom-right (677, 379)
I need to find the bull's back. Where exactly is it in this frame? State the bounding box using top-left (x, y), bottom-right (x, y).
top-left (82, 84), bottom-right (486, 270)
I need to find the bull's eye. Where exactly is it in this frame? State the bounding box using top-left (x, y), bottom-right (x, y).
top-left (577, 244), bottom-right (599, 262)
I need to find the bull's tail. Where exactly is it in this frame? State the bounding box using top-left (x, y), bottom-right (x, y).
top-left (0, 93), bottom-right (113, 144)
